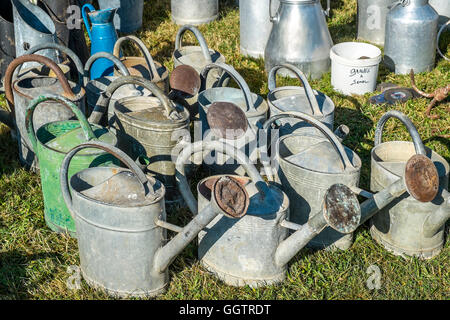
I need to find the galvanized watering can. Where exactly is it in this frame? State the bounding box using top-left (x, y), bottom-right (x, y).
top-left (430, 0), bottom-right (450, 26)
top-left (82, 4), bottom-right (118, 79)
top-left (0, 0), bottom-right (16, 80)
top-left (1, 54), bottom-right (85, 172)
top-left (265, 0), bottom-right (333, 79)
top-left (370, 111), bottom-right (449, 259)
top-left (357, 0), bottom-right (396, 45)
top-left (98, 0), bottom-right (144, 33)
top-left (60, 141), bottom-right (247, 297)
top-left (113, 35), bottom-right (169, 93)
top-left (171, 0), bottom-right (218, 25)
top-left (384, 0), bottom-right (439, 74)
top-left (89, 75), bottom-right (190, 204)
top-left (267, 63), bottom-right (335, 136)
top-left (26, 94), bottom-right (117, 236)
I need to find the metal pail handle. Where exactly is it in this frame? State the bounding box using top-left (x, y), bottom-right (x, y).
top-left (83, 51), bottom-right (131, 87)
top-left (175, 25), bottom-right (213, 64)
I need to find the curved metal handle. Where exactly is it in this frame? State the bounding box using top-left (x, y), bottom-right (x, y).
top-left (374, 110), bottom-right (426, 155)
top-left (25, 94), bottom-right (96, 153)
top-left (60, 141), bottom-right (154, 218)
top-left (82, 3), bottom-right (95, 40)
top-left (269, 0), bottom-right (279, 22)
top-left (113, 35), bottom-right (160, 80)
top-left (261, 111), bottom-right (355, 180)
top-left (268, 63), bottom-right (322, 115)
top-left (201, 62), bottom-right (255, 112)
top-left (4, 54), bottom-right (76, 115)
top-left (83, 51), bottom-right (131, 87)
top-left (323, 0), bottom-right (331, 17)
top-left (175, 25), bottom-right (212, 64)
top-left (176, 140), bottom-right (265, 215)
top-left (88, 75), bottom-right (178, 124)
top-left (437, 21), bottom-right (450, 62)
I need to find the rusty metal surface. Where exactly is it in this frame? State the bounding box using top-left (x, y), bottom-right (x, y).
top-left (323, 184), bottom-right (360, 234)
top-left (169, 65), bottom-right (201, 98)
top-left (213, 176), bottom-right (249, 218)
top-left (404, 154), bottom-right (439, 203)
top-left (207, 102), bottom-right (248, 140)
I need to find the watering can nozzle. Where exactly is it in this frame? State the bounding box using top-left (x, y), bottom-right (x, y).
top-left (404, 154), bottom-right (439, 203)
top-left (212, 176), bottom-right (249, 219)
top-left (169, 65), bottom-right (201, 98)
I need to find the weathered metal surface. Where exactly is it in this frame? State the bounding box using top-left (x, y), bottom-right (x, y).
top-left (370, 110), bottom-right (450, 259)
top-left (207, 102), bottom-right (248, 140)
top-left (171, 0), bottom-right (218, 25)
top-left (0, 0), bottom-right (16, 80)
top-left (169, 65), bottom-right (201, 98)
top-left (26, 94), bottom-right (117, 236)
top-left (357, 0), bottom-right (396, 45)
top-left (384, 0), bottom-right (439, 74)
top-left (60, 141), bottom-right (245, 297)
top-left (98, 0), bottom-right (143, 33)
top-left (404, 154), bottom-right (439, 202)
top-left (265, 0), bottom-right (333, 79)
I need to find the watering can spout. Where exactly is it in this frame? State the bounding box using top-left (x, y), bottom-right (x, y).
top-left (0, 109), bottom-right (14, 129)
top-left (423, 189), bottom-right (450, 238)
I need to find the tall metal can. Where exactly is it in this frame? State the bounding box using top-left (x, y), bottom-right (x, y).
top-left (357, 0), bottom-right (396, 45)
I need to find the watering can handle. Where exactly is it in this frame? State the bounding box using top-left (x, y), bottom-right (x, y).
top-left (175, 25), bottom-right (213, 64)
top-left (175, 140), bottom-right (266, 215)
top-left (25, 94), bottom-right (97, 154)
top-left (201, 62), bottom-right (255, 112)
top-left (83, 51), bottom-right (131, 87)
top-left (269, 0), bottom-right (279, 22)
top-left (60, 140), bottom-right (154, 218)
top-left (82, 3), bottom-right (95, 40)
top-left (261, 111), bottom-right (355, 180)
top-left (437, 21), bottom-right (450, 62)
top-left (4, 54), bottom-right (76, 116)
top-left (113, 36), bottom-right (160, 80)
top-left (268, 64), bottom-right (323, 116)
top-left (88, 75), bottom-right (178, 125)
top-left (374, 110), bottom-right (426, 155)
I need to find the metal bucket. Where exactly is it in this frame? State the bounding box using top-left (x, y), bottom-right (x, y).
top-left (98, 0), bottom-right (143, 33)
top-left (171, 0), bottom-right (218, 25)
top-left (0, 0), bottom-right (16, 80)
top-left (268, 63), bottom-right (334, 136)
top-left (370, 111), bottom-right (449, 259)
top-left (357, 0), bottom-right (396, 45)
top-left (12, 0), bottom-right (58, 70)
top-left (26, 94), bottom-right (117, 236)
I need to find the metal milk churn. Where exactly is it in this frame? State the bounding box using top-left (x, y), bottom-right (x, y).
top-left (12, 0), bottom-right (58, 70)
top-left (1, 54), bottom-right (85, 172)
top-left (370, 111), bottom-right (450, 259)
top-left (265, 0), bottom-right (333, 79)
top-left (357, 0), bottom-right (396, 45)
top-left (26, 94), bottom-right (117, 236)
top-left (82, 4), bottom-right (118, 80)
top-left (429, 0), bottom-right (450, 26)
top-left (261, 112), bottom-right (362, 250)
top-left (0, 0), bottom-right (16, 80)
top-left (384, 0), bottom-right (439, 74)
top-left (60, 141), bottom-right (247, 297)
top-left (267, 64), bottom-right (335, 136)
top-left (98, 0), bottom-right (144, 33)
top-left (239, 0), bottom-right (280, 58)
top-left (89, 76), bottom-right (190, 204)
top-left (113, 36), bottom-right (169, 94)
top-left (171, 0), bottom-right (219, 26)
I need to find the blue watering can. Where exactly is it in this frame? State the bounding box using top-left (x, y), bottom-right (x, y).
top-left (82, 4), bottom-right (118, 80)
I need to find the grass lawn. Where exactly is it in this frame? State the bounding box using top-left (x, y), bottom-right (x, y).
top-left (0, 0), bottom-right (448, 300)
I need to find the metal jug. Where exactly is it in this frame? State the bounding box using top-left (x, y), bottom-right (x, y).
top-left (384, 0), bottom-right (439, 74)
top-left (1, 54), bottom-right (85, 172)
top-left (89, 76), bottom-right (190, 204)
top-left (12, 0), bottom-right (58, 70)
top-left (370, 111), bottom-right (449, 259)
top-left (265, 0), bottom-right (333, 79)
top-left (0, 0), bottom-right (16, 80)
top-left (267, 64), bottom-right (335, 136)
top-left (60, 141), bottom-right (247, 297)
top-left (26, 94), bottom-right (117, 236)
top-left (239, 0), bottom-right (280, 58)
top-left (171, 0), bottom-right (218, 25)
top-left (430, 0), bottom-right (450, 26)
top-left (357, 0), bottom-right (396, 45)
top-left (82, 4), bottom-right (118, 79)
top-left (113, 35), bottom-right (169, 93)
top-left (98, 0), bottom-right (144, 33)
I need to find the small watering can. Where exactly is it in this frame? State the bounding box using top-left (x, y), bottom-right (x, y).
top-left (265, 0), bottom-right (333, 79)
top-left (1, 54), bottom-right (85, 172)
top-left (82, 4), bottom-right (118, 79)
top-left (98, 0), bottom-right (144, 33)
top-left (113, 35), bottom-right (169, 93)
top-left (357, 0), bottom-right (396, 45)
top-left (171, 0), bottom-right (218, 25)
top-left (60, 141), bottom-right (247, 297)
top-left (370, 111), bottom-right (449, 259)
top-left (267, 64), bottom-right (335, 136)
top-left (89, 76), bottom-right (190, 204)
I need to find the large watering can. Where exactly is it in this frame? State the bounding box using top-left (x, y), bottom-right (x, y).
top-left (82, 4), bottom-right (118, 80)
top-left (267, 64), bottom-right (335, 136)
top-left (60, 141), bottom-right (247, 297)
top-left (171, 0), bottom-right (218, 26)
top-left (1, 54), bottom-right (85, 172)
top-left (89, 76), bottom-right (190, 204)
top-left (357, 0), bottom-right (396, 45)
top-left (0, 0), bottom-right (16, 80)
top-left (26, 94), bottom-right (117, 236)
top-left (370, 111), bottom-right (449, 259)
top-left (98, 0), bottom-right (144, 33)
top-left (265, 0), bottom-right (333, 79)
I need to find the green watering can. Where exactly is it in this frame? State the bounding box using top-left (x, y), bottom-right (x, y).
top-left (26, 94), bottom-right (118, 237)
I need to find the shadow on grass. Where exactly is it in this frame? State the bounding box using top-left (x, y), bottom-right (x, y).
top-left (0, 127), bottom-right (20, 176)
top-left (140, 0), bottom-right (171, 33)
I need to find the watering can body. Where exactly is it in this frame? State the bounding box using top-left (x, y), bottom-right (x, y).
top-left (265, 0), bottom-right (333, 80)
top-left (429, 0), bottom-right (450, 26)
top-left (98, 0), bottom-right (144, 33)
top-left (82, 4), bottom-right (118, 80)
top-left (171, 0), bottom-right (218, 26)
top-left (0, 0), bottom-right (16, 80)
top-left (384, 0), bottom-right (439, 74)
top-left (357, 0), bottom-right (396, 45)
